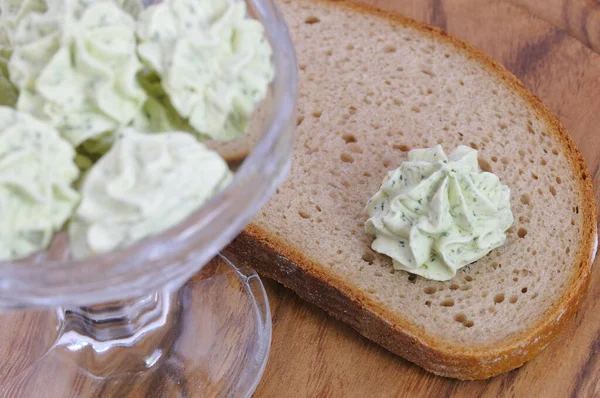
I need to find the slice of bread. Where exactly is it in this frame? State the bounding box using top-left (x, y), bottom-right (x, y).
top-left (230, 0), bottom-right (598, 379)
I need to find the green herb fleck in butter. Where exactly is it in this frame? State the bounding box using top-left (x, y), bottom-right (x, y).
top-left (136, 0), bottom-right (274, 141)
top-left (365, 145), bottom-right (513, 281)
top-left (8, 0), bottom-right (146, 146)
top-left (69, 128), bottom-right (232, 259)
top-left (0, 106), bottom-right (79, 260)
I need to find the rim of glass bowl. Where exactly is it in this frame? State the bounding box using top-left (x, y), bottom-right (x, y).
top-left (0, 0), bottom-right (298, 309)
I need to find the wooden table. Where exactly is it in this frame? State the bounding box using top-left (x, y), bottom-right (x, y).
top-left (255, 0), bottom-right (600, 396)
top-left (1, 0), bottom-right (600, 397)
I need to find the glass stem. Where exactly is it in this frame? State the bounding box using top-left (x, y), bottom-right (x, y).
top-left (54, 288), bottom-right (181, 378)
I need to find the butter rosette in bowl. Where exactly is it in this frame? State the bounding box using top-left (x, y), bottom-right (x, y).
top-left (0, 0), bottom-right (297, 395)
top-left (8, 0), bottom-right (146, 146)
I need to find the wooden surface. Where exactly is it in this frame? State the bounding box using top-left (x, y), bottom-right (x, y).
top-left (1, 0), bottom-right (600, 397)
top-left (255, 0), bottom-right (600, 397)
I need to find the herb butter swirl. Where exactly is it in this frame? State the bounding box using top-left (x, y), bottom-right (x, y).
top-left (8, 0), bottom-right (146, 146)
top-left (365, 145), bottom-right (513, 281)
top-left (0, 106), bottom-right (79, 260)
top-left (69, 128), bottom-right (232, 259)
top-left (136, 0), bottom-right (274, 140)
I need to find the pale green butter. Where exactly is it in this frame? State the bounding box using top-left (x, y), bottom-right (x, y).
top-left (69, 128), bottom-right (232, 259)
top-left (136, 0), bottom-right (274, 140)
top-left (7, 0), bottom-right (146, 146)
top-left (0, 106), bottom-right (79, 260)
top-left (365, 145), bottom-right (513, 281)
top-left (132, 71), bottom-right (194, 134)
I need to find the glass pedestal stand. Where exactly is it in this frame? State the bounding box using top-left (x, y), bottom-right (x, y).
top-left (0, 255), bottom-right (271, 397)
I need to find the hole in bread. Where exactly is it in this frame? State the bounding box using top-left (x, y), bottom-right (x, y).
top-left (566, 247), bottom-right (570, 254)
top-left (494, 293), bottom-right (505, 304)
top-left (316, 217), bottom-right (323, 223)
top-left (362, 251), bottom-right (375, 265)
top-left (459, 80), bottom-right (465, 86)
top-left (520, 194), bottom-right (530, 205)
top-left (538, 188), bottom-right (543, 196)
top-left (346, 44), bottom-right (355, 51)
top-left (450, 283), bottom-right (459, 290)
top-left (463, 320), bottom-right (474, 328)
top-left (499, 122), bottom-right (507, 130)
top-left (363, 171), bottom-right (371, 177)
top-left (460, 284), bottom-right (472, 291)
top-left (340, 153), bottom-right (354, 163)
top-left (518, 150), bottom-right (525, 157)
top-left (469, 142), bottom-right (479, 150)
top-left (312, 110), bottom-right (322, 118)
top-left (517, 228), bottom-right (528, 238)
top-left (464, 275), bottom-right (473, 282)
top-left (501, 157), bottom-right (509, 165)
top-left (411, 105), bottom-right (421, 113)
top-left (315, 205), bottom-right (322, 212)
top-left (393, 98), bottom-right (404, 106)
top-left (509, 296), bottom-right (518, 304)
top-left (541, 158), bottom-right (547, 166)
top-left (408, 274), bottom-right (417, 283)
top-left (454, 313), bottom-right (467, 323)
top-left (532, 173), bottom-right (538, 180)
top-left (296, 116), bottom-right (304, 126)
top-left (424, 286), bottom-right (437, 295)
top-left (549, 186), bottom-right (556, 196)
top-left (513, 277), bottom-right (519, 282)
top-left (383, 159), bottom-right (391, 168)
top-left (425, 300), bottom-right (432, 307)
top-left (478, 158), bottom-right (492, 172)
top-left (556, 176), bottom-right (562, 184)
top-left (305, 16), bottom-right (320, 24)
top-left (393, 144), bottom-right (411, 152)
top-left (397, 66), bottom-right (404, 72)
top-left (552, 149), bottom-right (559, 155)
top-left (383, 45), bottom-right (397, 53)
top-left (440, 299), bottom-right (454, 307)
top-left (522, 287), bottom-right (528, 293)
top-left (491, 156), bottom-right (498, 162)
top-left (421, 68), bottom-right (435, 77)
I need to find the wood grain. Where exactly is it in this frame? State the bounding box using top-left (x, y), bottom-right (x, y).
top-left (1, 0), bottom-right (600, 396)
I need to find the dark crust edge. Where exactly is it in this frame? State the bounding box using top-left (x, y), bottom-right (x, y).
top-left (228, 0), bottom-right (598, 380)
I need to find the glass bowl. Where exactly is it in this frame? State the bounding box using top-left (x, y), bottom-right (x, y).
top-left (0, 0), bottom-right (297, 396)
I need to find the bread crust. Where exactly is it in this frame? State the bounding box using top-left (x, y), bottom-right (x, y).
top-left (229, 0), bottom-right (598, 379)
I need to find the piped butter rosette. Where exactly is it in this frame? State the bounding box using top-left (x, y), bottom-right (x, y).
top-left (365, 145), bottom-right (513, 281)
top-left (136, 0), bottom-right (274, 140)
top-left (0, 106), bottom-right (79, 260)
top-left (8, 0), bottom-right (146, 146)
top-left (69, 128), bottom-right (232, 259)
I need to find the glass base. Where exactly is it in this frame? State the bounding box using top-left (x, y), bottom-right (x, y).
top-left (0, 256), bottom-right (271, 397)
